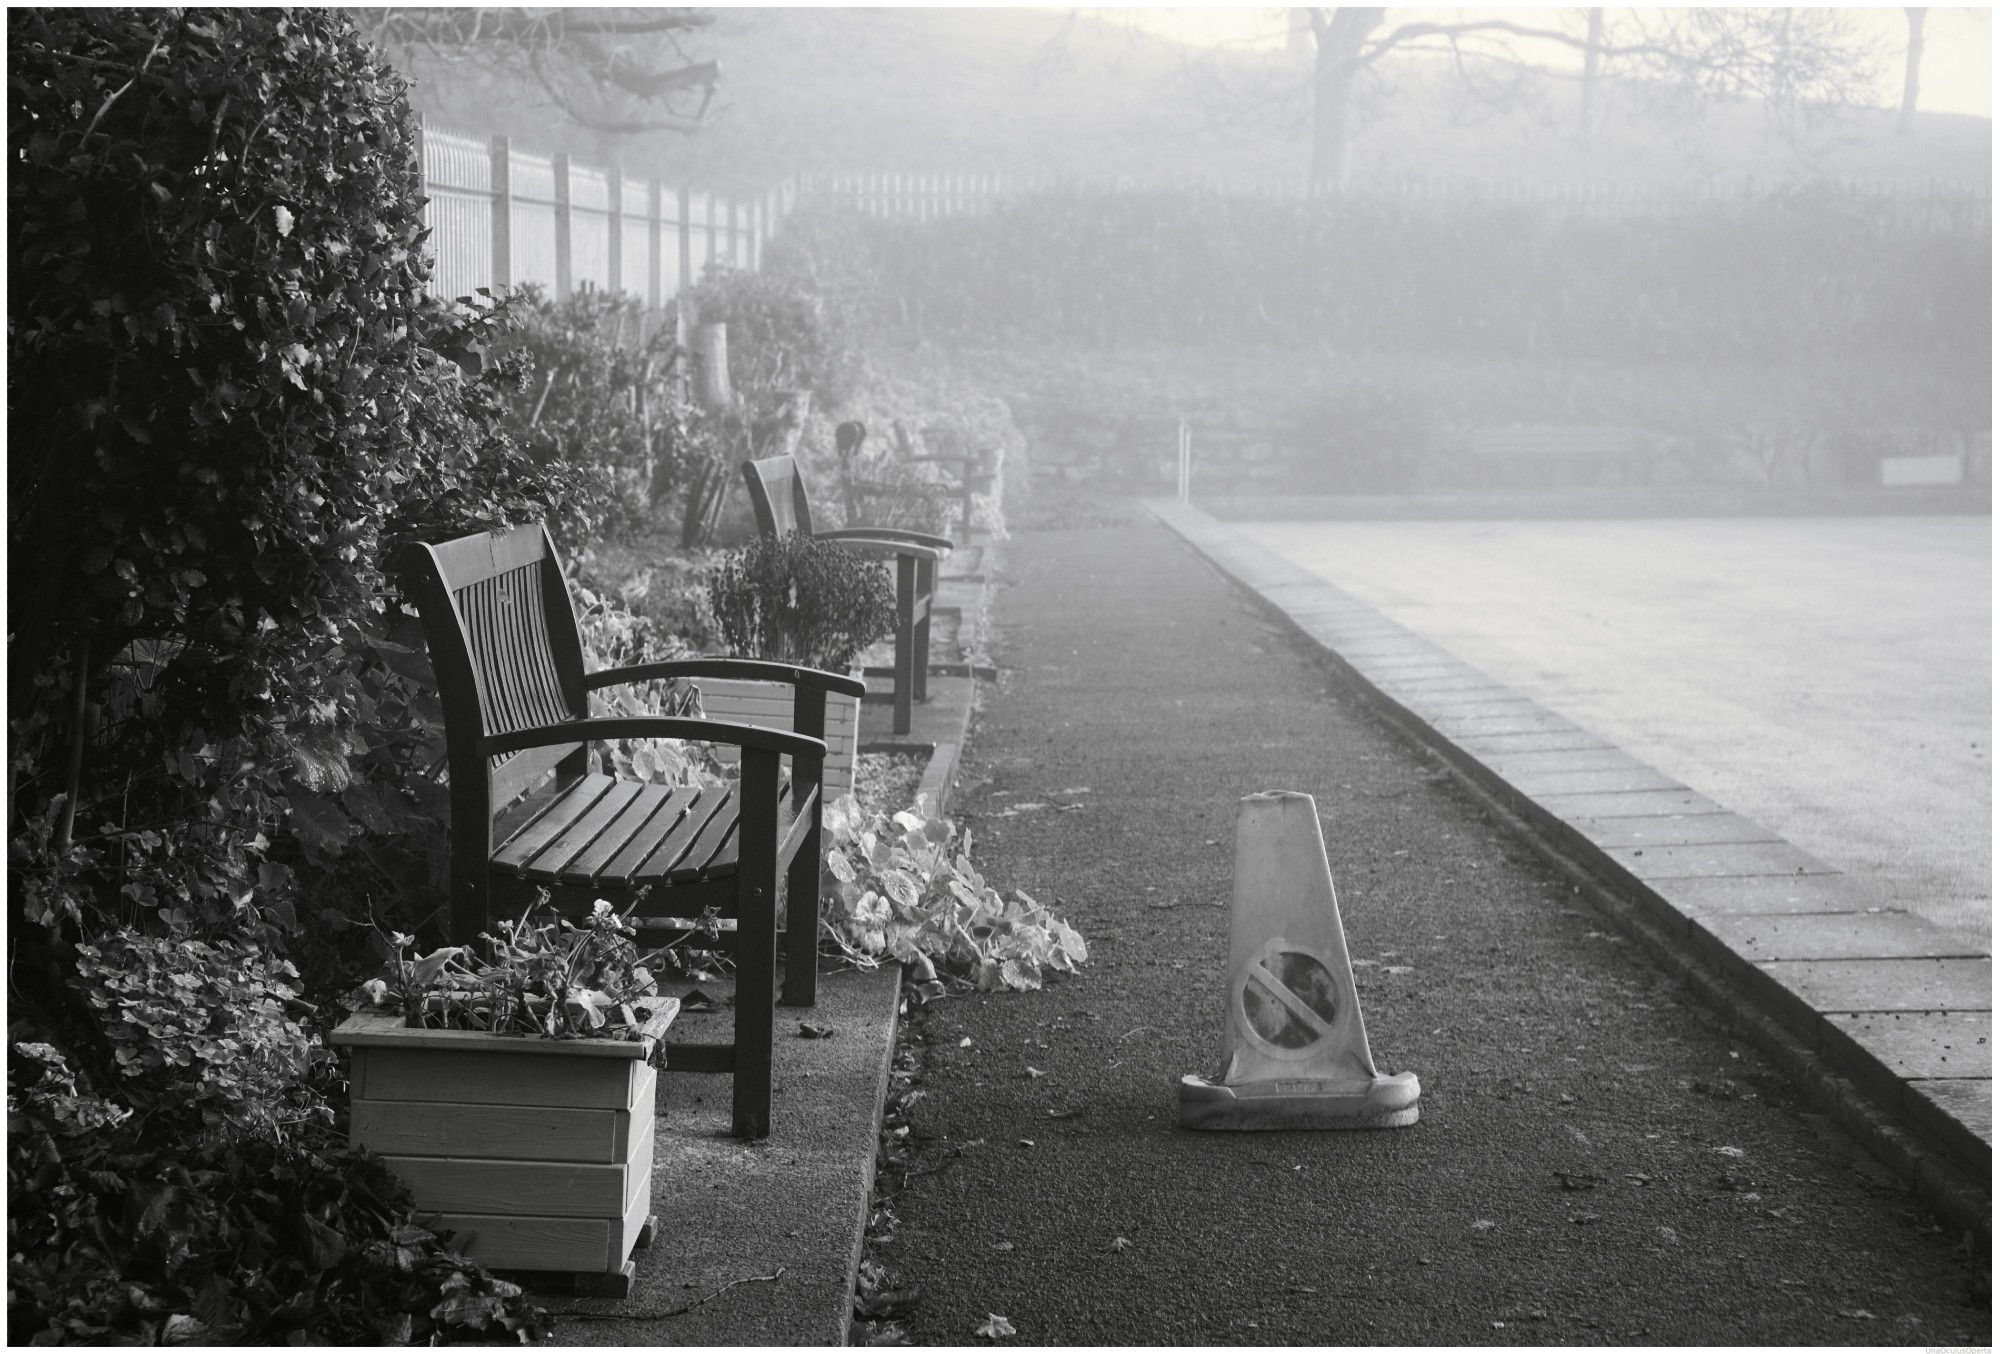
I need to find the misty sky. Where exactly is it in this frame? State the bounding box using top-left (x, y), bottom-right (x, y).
top-left (1108, 6), bottom-right (1993, 118)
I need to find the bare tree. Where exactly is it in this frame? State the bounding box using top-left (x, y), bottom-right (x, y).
top-left (353, 7), bottom-right (722, 134)
top-left (1299, 7), bottom-right (1885, 189)
top-left (1899, 7), bottom-right (1927, 135)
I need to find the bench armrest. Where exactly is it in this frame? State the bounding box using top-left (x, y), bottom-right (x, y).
top-left (485, 716), bottom-right (827, 762)
top-left (585, 658), bottom-right (867, 699)
top-left (816, 526), bottom-right (955, 553)
top-left (818, 534), bottom-right (949, 564)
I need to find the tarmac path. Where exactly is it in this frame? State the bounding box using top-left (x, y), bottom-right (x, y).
top-left (873, 519), bottom-right (1987, 1346)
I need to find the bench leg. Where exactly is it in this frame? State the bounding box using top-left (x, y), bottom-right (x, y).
top-left (912, 558), bottom-right (934, 705)
top-left (893, 555), bottom-right (915, 736)
top-left (732, 756), bottom-right (781, 1139)
top-left (781, 789), bottom-right (820, 1008)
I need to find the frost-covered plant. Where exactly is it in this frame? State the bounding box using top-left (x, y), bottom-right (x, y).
top-left (359, 900), bottom-right (672, 1042)
top-left (820, 794), bottom-right (1086, 993)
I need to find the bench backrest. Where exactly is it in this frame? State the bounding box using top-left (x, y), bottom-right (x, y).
top-left (400, 523), bottom-right (590, 812)
top-left (742, 455), bottom-right (818, 539)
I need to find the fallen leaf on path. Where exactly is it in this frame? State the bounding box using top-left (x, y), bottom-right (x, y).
top-left (959, 1037), bottom-right (972, 1048)
top-left (1712, 1145), bottom-right (1747, 1159)
top-left (1838, 1309), bottom-right (1877, 1321)
top-left (1108, 1236), bottom-right (1132, 1252)
top-left (1024, 1067), bottom-right (1044, 1080)
top-left (798, 1022), bottom-right (835, 1039)
top-left (976, 1314), bottom-right (1016, 1339)
top-left (1017, 1139), bottom-right (1035, 1148)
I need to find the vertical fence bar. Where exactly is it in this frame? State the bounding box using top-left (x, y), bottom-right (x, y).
top-left (677, 183), bottom-right (693, 298)
top-left (606, 167), bottom-right (623, 294)
top-left (490, 135), bottom-right (513, 290)
top-left (648, 178), bottom-right (664, 310)
top-left (552, 150), bottom-right (573, 300)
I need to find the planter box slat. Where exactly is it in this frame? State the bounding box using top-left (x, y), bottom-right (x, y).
top-left (351, 1064), bottom-right (653, 1163)
top-left (378, 1153), bottom-right (633, 1217)
top-left (616, 1160), bottom-right (653, 1268)
top-left (333, 1004), bottom-right (676, 1058)
top-left (700, 675), bottom-right (861, 801)
top-left (361, 1047), bottom-right (645, 1109)
top-left (432, 1213), bottom-right (614, 1273)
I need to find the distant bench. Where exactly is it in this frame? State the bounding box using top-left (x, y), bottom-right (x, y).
top-left (1462, 424), bottom-right (1666, 488)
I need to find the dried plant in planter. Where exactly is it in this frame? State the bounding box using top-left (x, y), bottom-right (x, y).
top-left (357, 900), bottom-right (682, 1041)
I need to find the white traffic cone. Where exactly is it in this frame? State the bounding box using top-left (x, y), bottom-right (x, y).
top-left (1179, 791), bottom-right (1421, 1130)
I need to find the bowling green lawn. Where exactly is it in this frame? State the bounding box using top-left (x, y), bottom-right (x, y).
top-left (1238, 514), bottom-right (1992, 953)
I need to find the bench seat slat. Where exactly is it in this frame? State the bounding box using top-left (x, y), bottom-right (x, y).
top-left (518, 779), bottom-right (646, 882)
top-left (493, 774), bottom-right (617, 870)
top-left (668, 796), bottom-right (743, 884)
top-left (633, 787), bottom-right (736, 882)
top-left (592, 787), bottom-right (702, 881)
top-left (566, 785), bottom-right (694, 885)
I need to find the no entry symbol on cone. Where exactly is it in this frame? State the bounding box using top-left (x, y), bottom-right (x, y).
top-left (1237, 942), bottom-right (1342, 1056)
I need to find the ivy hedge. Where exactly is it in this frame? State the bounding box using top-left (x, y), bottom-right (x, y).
top-left (6, 9), bottom-right (578, 1341)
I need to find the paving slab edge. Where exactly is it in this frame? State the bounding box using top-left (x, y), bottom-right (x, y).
top-left (1146, 498), bottom-right (1991, 1244)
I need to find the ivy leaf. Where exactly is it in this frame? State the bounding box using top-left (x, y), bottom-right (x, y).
top-left (976, 1314), bottom-right (1016, 1339)
top-left (300, 1213), bottom-right (348, 1270)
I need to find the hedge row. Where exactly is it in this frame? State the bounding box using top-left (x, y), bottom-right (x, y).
top-left (817, 188), bottom-right (1990, 361)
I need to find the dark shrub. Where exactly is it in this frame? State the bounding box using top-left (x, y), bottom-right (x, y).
top-left (707, 532), bottom-right (896, 670)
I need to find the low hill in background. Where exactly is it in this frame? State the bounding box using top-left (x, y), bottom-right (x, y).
top-left (394, 7), bottom-right (1990, 192)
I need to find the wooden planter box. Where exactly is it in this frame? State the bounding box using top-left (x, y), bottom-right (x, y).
top-left (698, 670), bottom-right (862, 805)
top-left (333, 1003), bottom-right (676, 1296)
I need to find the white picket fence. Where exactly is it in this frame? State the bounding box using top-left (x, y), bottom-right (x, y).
top-left (417, 120), bottom-right (801, 306)
top-left (803, 170), bottom-right (1992, 230)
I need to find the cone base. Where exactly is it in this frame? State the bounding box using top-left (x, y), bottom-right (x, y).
top-left (1177, 1071), bottom-right (1422, 1132)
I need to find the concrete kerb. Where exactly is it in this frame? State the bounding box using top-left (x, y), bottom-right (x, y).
top-left (1146, 498), bottom-right (1991, 1243)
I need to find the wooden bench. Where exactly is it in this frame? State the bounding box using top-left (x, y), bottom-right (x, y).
top-left (890, 420), bottom-right (995, 538)
top-left (1464, 425), bottom-right (1662, 488)
top-left (399, 522), bottom-right (865, 1139)
top-left (741, 454), bottom-right (952, 738)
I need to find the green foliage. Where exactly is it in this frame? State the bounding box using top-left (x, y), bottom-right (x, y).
top-left (820, 794), bottom-right (1087, 993)
top-left (8, 1046), bottom-right (549, 1345)
top-left (821, 187), bottom-right (1990, 362)
top-left (6, 10), bottom-right (573, 956)
top-left (359, 901), bottom-right (670, 1041)
top-left (500, 286), bottom-right (694, 534)
top-left (707, 532), bottom-right (897, 670)
top-left (72, 932), bottom-right (323, 1138)
top-left (689, 264), bottom-right (861, 405)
